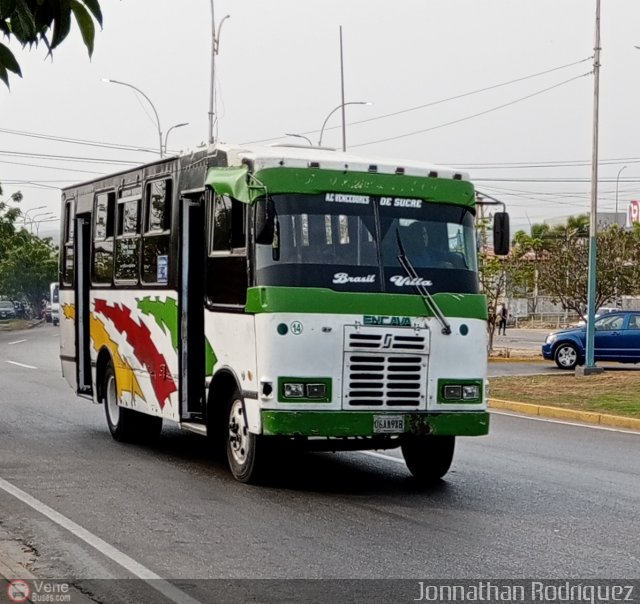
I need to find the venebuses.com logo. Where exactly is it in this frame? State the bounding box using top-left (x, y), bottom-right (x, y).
top-left (6, 579), bottom-right (71, 603)
top-left (6, 580), bottom-right (30, 603)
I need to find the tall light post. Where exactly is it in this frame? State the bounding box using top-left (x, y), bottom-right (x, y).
top-left (22, 205), bottom-right (46, 227)
top-left (163, 122), bottom-right (189, 156)
top-left (318, 101), bottom-right (372, 148)
top-left (208, 2), bottom-right (230, 145)
top-left (30, 212), bottom-right (54, 235)
top-left (615, 165), bottom-right (627, 225)
top-left (583, 0), bottom-right (602, 375)
top-left (102, 78), bottom-right (163, 157)
top-left (285, 133), bottom-right (313, 146)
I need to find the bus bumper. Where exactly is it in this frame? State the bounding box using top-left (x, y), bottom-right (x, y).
top-left (261, 411), bottom-right (489, 438)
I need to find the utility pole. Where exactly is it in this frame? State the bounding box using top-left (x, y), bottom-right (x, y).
top-left (581, 0), bottom-right (604, 375)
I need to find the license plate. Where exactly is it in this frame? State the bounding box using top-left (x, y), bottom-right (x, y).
top-left (373, 415), bottom-right (405, 434)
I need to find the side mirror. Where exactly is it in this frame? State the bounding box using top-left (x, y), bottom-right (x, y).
top-left (255, 199), bottom-right (275, 244)
top-left (493, 212), bottom-right (510, 256)
top-left (255, 198), bottom-right (280, 260)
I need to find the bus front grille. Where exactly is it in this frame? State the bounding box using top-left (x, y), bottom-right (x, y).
top-left (343, 353), bottom-right (427, 408)
top-left (342, 326), bottom-right (429, 409)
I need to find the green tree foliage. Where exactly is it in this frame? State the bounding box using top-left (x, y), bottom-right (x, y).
top-left (0, 0), bottom-right (103, 87)
top-left (537, 224), bottom-right (639, 319)
top-left (0, 234), bottom-right (58, 312)
top-left (0, 186), bottom-right (23, 258)
top-left (0, 189), bottom-right (58, 313)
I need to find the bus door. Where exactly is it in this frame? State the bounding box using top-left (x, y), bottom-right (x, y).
top-left (179, 192), bottom-right (206, 420)
top-left (74, 213), bottom-right (92, 395)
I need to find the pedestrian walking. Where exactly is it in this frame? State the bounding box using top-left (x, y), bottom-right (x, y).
top-left (498, 304), bottom-right (509, 335)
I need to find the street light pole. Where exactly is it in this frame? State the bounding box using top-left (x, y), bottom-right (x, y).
top-left (22, 205), bottom-right (46, 227)
top-left (583, 0), bottom-right (602, 375)
top-left (163, 122), bottom-right (189, 156)
top-left (318, 101), bottom-right (371, 147)
top-left (285, 133), bottom-right (313, 146)
top-left (30, 212), bottom-right (54, 235)
top-left (102, 78), bottom-right (163, 157)
top-left (208, 2), bottom-right (230, 145)
top-left (615, 165), bottom-right (627, 225)
top-left (339, 25), bottom-right (347, 152)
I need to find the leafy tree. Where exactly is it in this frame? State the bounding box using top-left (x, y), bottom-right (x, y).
top-left (478, 251), bottom-right (507, 351)
top-left (0, 188), bottom-right (58, 313)
top-left (0, 186), bottom-right (23, 258)
top-left (537, 224), bottom-right (639, 319)
top-left (0, 233), bottom-right (57, 313)
top-left (0, 0), bottom-right (103, 87)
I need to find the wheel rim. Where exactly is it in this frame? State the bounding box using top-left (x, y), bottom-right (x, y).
top-left (228, 399), bottom-right (249, 465)
top-left (557, 346), bottom-right (577, 367)
top-left (106, 374), bottom-right (120, 426)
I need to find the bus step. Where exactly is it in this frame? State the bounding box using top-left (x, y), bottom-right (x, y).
top-left (180, 422), bottom-right (208, 437)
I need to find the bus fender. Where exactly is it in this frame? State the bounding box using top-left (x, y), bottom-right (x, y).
top-left (207, 368), bottom-right (262, 434)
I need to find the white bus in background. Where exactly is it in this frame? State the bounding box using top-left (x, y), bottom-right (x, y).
top-left (50, 282), bottom-right (59, 326)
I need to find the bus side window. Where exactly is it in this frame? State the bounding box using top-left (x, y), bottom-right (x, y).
top-left (114, 195), bottom-right (141, 283)
top-left (206, 194), bottom-right (247, 307)
top-left (92, 191), bottom-right (115, 284)
top-left (62, 199), bottom-right (75, 286)
top-left (142, 179), bottom-right (172, 285)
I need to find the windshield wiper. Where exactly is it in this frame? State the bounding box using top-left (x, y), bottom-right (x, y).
top-left (395, 229), bottom-right (452, 335)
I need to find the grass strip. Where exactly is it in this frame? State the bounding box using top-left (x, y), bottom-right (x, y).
top-left (489, 372), bottom-right (640, 419)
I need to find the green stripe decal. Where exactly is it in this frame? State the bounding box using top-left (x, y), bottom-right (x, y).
top-left (205, 166), bottom-right (475, 207)
top-left (261, 411), bottom-right (489, 437)
top-left (246, 287), bottom-right (487, 319)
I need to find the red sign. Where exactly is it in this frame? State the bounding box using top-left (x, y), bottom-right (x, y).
top-left (629, 200), bottom-right (640, 225)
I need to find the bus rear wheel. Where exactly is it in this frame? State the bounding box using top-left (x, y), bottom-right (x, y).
top-left (401, 435), bottom-right (455, 483)
top-left (102, 361), bottom-right (162, 443)
top-left (226, 389), bottom-right (268, 483)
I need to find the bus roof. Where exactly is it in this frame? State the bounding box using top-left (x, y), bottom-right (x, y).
top-left (217, 142), bottom-right (470, 182)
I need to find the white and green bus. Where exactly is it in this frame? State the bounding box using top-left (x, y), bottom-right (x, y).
top-left (59, 143), bottom-right (509, 483)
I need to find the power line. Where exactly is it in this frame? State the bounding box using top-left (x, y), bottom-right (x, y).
top-left (0, 159), bottom-right (105, 175)
top-left (351, 72), bottom-right (591, 148)
top-left (0, 149), bottom-right (141, 166)
top-left (244, 57), bottom-right (593, 144)
top-left (0, 127), bottom-right (158, 154)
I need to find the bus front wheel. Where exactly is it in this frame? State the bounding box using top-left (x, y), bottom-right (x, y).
top-left (401, 435), bottom-right (455, 483)
top-left (102, 361), bottom-right (162, 443)
top-left (226, 390), bottom-right (268, 483)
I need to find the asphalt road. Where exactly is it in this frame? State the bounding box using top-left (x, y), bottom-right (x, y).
top-left (0, 325), bottom-right (638, 602)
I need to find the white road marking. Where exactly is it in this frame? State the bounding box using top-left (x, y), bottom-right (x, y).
top-left (8, 339), bottom-right (27, 345)
top-left (0, 476), bottom-right (202, 604)
top-left (5, 360), bottom-right (37, 369)
top-left (361, 450), bottom-right (405, 464)
top-left (491, 410), bottom-right (640, 435)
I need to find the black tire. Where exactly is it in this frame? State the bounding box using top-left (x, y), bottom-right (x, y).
top-left (226, 388), bottom-right (269, 483)
top-left (401, 435), bottom-right (455, 483)
top-left (554, 342), bottom-right (579, 370)
top-left (102, 361), bottom-right (162, 443)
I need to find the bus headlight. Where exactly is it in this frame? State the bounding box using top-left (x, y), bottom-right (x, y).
top-left (279, 378), bottom-right (332, 402)
top-left (439, 380), bottom-right (482, 403)
top-left (443, 385), bottom-right (462, 400)
top-left (283, 383), bottom-right (305, 398)
top-left (462, 384), bottom-right (480, 400)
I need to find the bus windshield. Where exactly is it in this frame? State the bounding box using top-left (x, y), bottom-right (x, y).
top-left (254, 193), bottom-right (478, 294)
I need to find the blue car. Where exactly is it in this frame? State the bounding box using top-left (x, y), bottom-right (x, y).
top-left (542, 311), bottom-right (640, 369)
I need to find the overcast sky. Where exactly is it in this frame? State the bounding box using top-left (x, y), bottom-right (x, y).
top-left (2, 0), bottom-right (640, 239)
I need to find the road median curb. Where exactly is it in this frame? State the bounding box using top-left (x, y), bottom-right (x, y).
top-left (489, 398), bottom-right (640, 431)
top-left (0, 540), bottom-right (36, 581)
